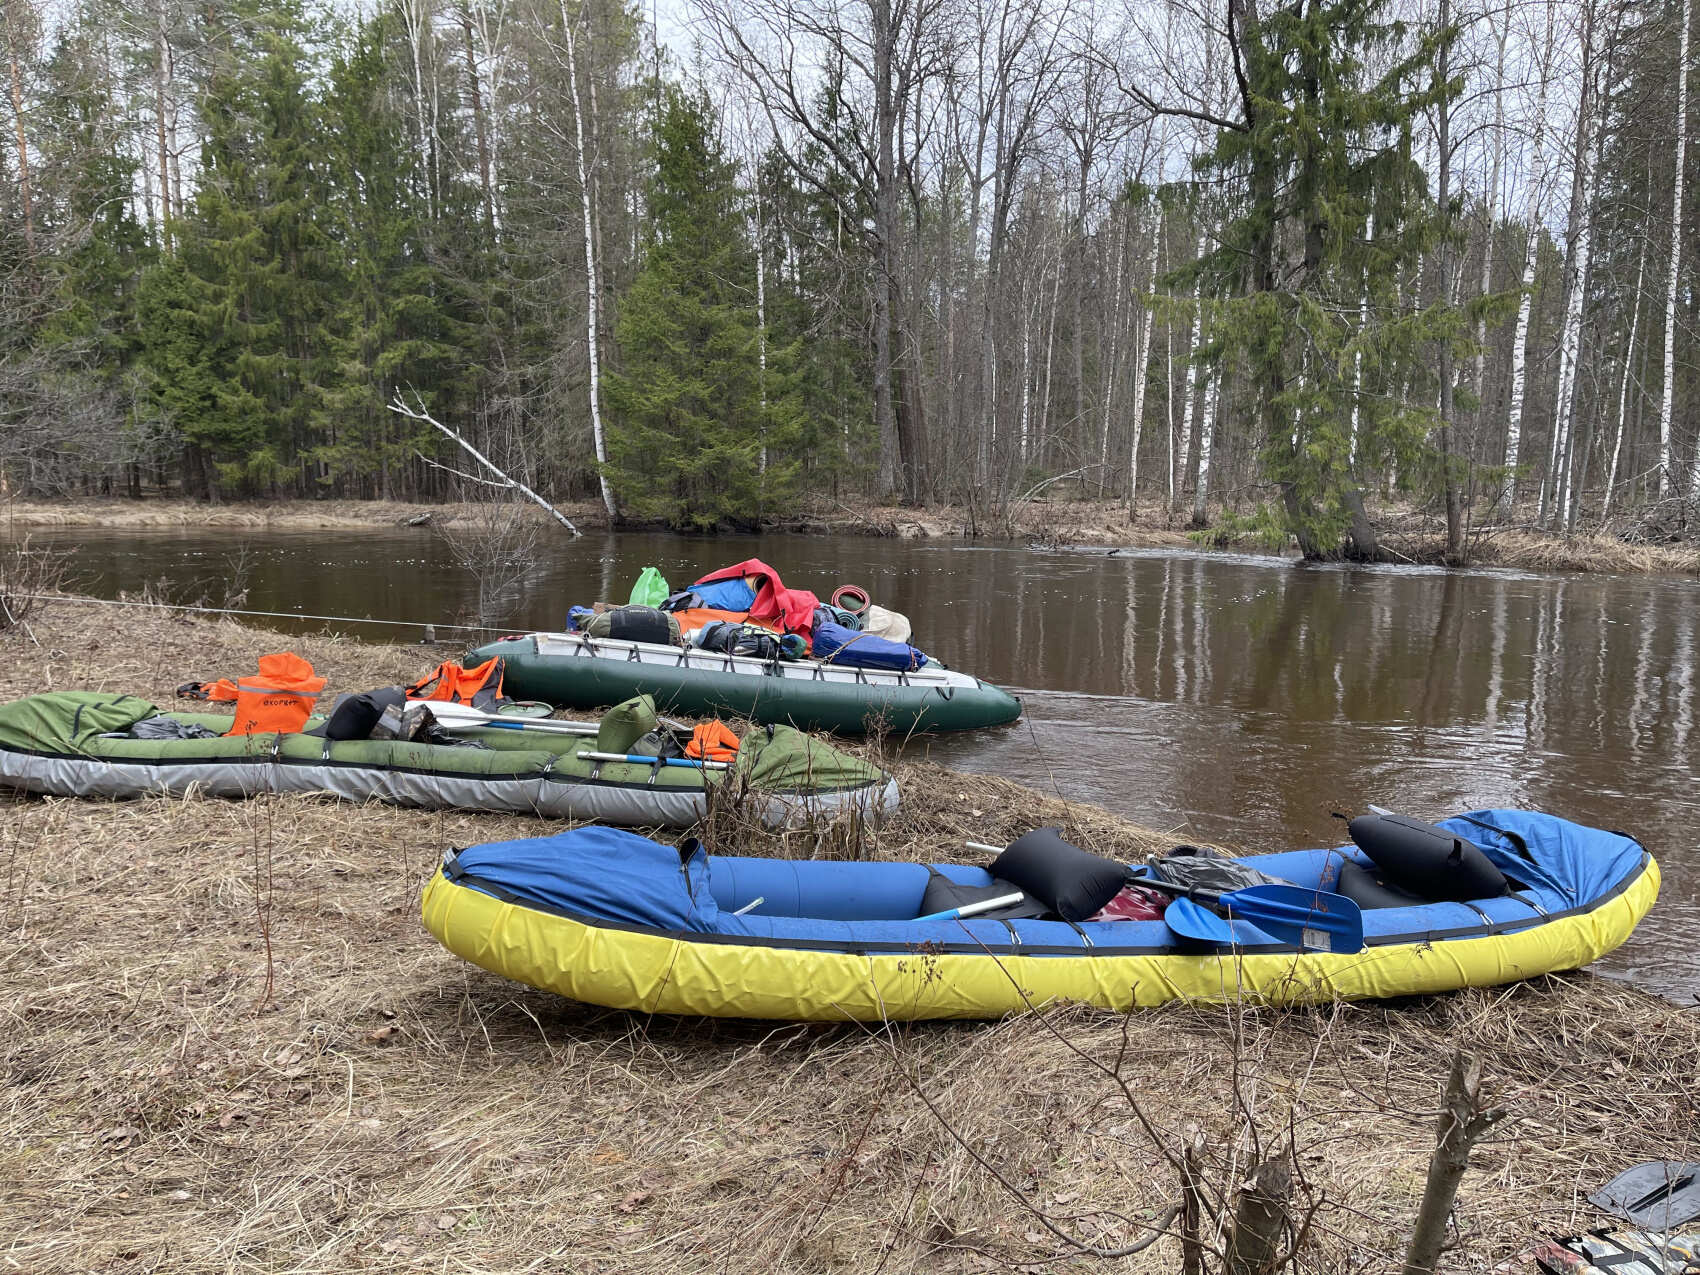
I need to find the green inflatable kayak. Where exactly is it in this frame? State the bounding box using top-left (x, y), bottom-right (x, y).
top-left (468, 632), bottom-right (1023, 735)
top-left (0, 691), bottom-right (898, 829)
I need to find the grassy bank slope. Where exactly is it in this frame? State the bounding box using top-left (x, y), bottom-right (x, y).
top-left (1, 601), bottom-right (1694, 1272)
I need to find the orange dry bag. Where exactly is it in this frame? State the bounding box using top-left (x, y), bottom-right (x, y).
top-left (225, 653), bottom-right (326, 736)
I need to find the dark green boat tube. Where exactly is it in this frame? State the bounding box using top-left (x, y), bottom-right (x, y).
top-left (470, 633), bottom-right (1022, 735)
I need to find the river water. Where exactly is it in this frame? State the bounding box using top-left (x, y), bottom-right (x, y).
top-left (23, 525), bottom-right (1700, 1000)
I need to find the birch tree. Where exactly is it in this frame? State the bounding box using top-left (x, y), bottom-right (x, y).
top-left (557, 0), bottom-right (616, 518)
top-left (1670, 0), bottom-right (1693, 496)
top-left (1126, 186), bottom-right (1164, 516)
top-left (4, 0), bottom-right (37, 268)
top-left (1499, 0), bottom-right (1558, 514)
top-left (1540, 0), bottom-right (1599, 531)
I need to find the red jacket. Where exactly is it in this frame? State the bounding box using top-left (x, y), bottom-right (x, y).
top-left (692, 559), bottom-right (820, 634)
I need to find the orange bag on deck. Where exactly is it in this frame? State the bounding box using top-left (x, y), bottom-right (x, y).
top-left (670, 607), bottom-right (770, 638)
top-left (225, 653), bottom-right (326, 736)
top-left (685, 721), bottom-right (741, 763)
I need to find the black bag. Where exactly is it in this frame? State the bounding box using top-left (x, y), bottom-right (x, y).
top-left (990, 828), bottom-right (1127, 923)
top-left (315, 687), bottom-right (406, 741)
top-left (1154, 844), bottom-right (1286, 894)
top-left (587, 605), bottom-right (681, 646)
top-left (695, 621), bottom-right (784, 661)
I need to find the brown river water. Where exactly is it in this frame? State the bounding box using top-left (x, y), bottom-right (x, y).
top-left (24, 526), bottom-right (1700, 1000)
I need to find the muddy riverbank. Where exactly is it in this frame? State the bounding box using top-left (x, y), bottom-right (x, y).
top-left (9, 495), bottom-right (1695, 575)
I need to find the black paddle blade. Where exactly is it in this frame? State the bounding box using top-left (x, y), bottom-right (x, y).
top-left (1588, 1161), bottom-right (1700, 1229)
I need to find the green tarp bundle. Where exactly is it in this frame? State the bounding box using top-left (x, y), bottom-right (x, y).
top-left (736, 724), bottom-right (886, 793)
top-left (0, 692), bottom-right (158, 753)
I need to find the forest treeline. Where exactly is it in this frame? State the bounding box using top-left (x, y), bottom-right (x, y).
top-left (0, 0), bottom-right (1694, 557)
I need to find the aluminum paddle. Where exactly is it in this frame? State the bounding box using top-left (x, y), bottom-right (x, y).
top-left (414, 700), bottom-right (599, 735)
top-left (914, 892), bottom-right (1026, 923)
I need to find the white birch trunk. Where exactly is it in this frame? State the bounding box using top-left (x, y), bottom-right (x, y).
top-left (1545, 2), bottom-right (1600, 531)
top-left (1097, 213), bottom-right (1128, 488)
top-left (1501, 0), bottom-right (1558, 514)
top-left (1192, 352), bottom-right (1218, 523)
top-left (1019, 274), bottom-right (1035, 463)
top-left (400, 0), bottom-right (435, 222)
top-left (1127, 204), bottom-right (1163, 517)
top-left (1671, 0), bottom-right (1693, 495)
top-left (1037, 260), bottom-right (1061, 464)
top-left (559, 0), bottom-right (616, 519)
top-left (1604, 240), bottom-right (1648, 521)
top-left (152, 0), bottom-right (172, 241)
top-left (1350, 209), bottom-right (1373, 465)
top-left (1165, 322), bottom-right (1177, 508)
top-left (470, 0), bottom-right (509, 229)
top-left (1174, 230), bottom-right (1206, 513)
top-left (1475, 13), bottom-right (1510, 399)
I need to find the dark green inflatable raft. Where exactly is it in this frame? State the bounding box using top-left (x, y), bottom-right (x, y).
top-left (468, 632), bottom-right (1023, 735)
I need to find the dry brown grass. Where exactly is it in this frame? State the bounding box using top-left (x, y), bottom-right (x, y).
top-left (2, 596), bottom-right (431, 708)
top-left (1, 601), bottom-right (1694, 1272)
top-left (1474, 530), bottom-right (1700, 576)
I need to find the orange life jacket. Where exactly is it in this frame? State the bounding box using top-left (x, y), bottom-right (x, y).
top-left (685, 721), bottom-right (741, 763)
top-left (224, 653), bottom-right (326, 736)
top-left (405, 657), bottom-right (507, 710)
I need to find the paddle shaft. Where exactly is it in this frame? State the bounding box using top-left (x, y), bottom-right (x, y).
top-left (437, 716), bottom-right (599, 737)
top-left (419, 702), bottom-right (599, 735)
top-left (914, 892), bottom-right (1025, 923)
top-left (421, 699), bottom-right (698, 738)
top-left (1134, 875), bottom-right (1339, 922)
top-left (577, 750), bottom-right (731, 771)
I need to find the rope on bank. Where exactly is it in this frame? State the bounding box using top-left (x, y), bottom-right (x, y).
top-left (5, 593), bottom-right (528, 637)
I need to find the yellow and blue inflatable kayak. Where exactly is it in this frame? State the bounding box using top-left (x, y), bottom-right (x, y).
top-left (421, 812), bottom-right (1658, 1021)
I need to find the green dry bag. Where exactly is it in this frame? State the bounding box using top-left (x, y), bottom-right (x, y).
top-left (628, 566), bottom-right (669, 608)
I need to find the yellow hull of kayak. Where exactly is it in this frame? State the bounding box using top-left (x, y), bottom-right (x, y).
top-left (420, 856), bottom-right (1660, 1021)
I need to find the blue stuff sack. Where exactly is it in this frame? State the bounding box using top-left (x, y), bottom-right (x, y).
top-left (811, 620), bottom-right (929, 671)
top-left (689, 577), bottom-right (758, 612)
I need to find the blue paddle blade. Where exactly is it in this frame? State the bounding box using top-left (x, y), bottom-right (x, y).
top-left (1165, 899), bottom-right (1282, 947)
top-left (1167, 885), bottom-right (1364, 953)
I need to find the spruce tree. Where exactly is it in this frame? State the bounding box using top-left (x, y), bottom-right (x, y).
top-left (315, 12), bottom-right (473, 498)
top-left (138, 8), bottom-right (337, 498)
top-left (603, 87), bottom-right (804, 529)
top-left (1185, 0), bottom-right (1460, 557)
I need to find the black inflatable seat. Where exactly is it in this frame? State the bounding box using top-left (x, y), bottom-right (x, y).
top-left (1348, 814), bottom-right (1509, 902)
top-left (1335, 859), bottom-right (1429, 910)
top-left (990, 828), bottom-right (1129, 922)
